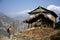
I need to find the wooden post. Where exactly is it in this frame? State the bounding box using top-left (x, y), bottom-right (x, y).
top-left (28, 23), bottom-right (29, 28)
top-left (53, 22), bottom-right (55, 28)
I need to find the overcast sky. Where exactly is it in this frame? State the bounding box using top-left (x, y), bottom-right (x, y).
top-left (0, 0), bottom-right (60, 17)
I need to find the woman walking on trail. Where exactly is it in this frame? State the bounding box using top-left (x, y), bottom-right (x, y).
top-left (7, 26), bottom-right (12, 38)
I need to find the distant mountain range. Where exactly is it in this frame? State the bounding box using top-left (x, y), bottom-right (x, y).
top-left (14, 13), bottom-right (30, 22)
top-left (0, 12), bottom-right (30, 37)
top-left (0, 12), bottom-right (20, 37)
top-left (13, 13), bottom-right (30, 31)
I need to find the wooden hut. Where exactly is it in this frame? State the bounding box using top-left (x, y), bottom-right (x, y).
top-left (23, 6), bottom-right (58, 28)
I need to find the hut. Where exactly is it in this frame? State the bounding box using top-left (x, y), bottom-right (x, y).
top-left (23, 6), bottom-right (58, 28)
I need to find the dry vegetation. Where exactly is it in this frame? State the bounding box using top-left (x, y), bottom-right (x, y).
top-left (0, 27), bottom-right (60, 40)
top-left (16, 27), bottom-right (60, 40)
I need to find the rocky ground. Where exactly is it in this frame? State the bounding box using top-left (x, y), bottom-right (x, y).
top-left (0, 27), bottom-right (60, 40)
top-left (16, 27), bottom-right (60, 40)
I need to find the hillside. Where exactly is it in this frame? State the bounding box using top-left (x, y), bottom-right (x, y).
top-left (14, 13), bottom-right (30, 22)
top-left (15, 27), bottom-right (60, 40)
top-left (0, 27), bottom-right (60, 40)
top-left (0, 12), bottom-right (20, 37)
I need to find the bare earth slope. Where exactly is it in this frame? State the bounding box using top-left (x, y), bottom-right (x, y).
top-left (0, 27), bottom-right (60, 40)
top-left (17, 27), bottom-right (59, 40)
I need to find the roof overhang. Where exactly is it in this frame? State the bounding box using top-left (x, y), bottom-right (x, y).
top-left (28, 6), bottom-right (58, 17)
top-left (23, 14), bottom-right (55, 23)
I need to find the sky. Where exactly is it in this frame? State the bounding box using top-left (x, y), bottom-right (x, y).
top-left (0, 0), bottom-right (60, 18)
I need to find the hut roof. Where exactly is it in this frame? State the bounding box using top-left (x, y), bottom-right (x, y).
top-left (28, 6), bottom-right (58, 17)
top-left (23, 14), bottom-right (54, 23)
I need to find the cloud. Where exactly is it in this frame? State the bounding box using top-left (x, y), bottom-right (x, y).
top-left (47, 5), bottom-right (60, 15)
top-left (18, 5), bottom-right (60, 15)
top-left (47, 5), bottom-right (60, 21)
top-left (8, 9), bottom-right (34, 18)
top-left (17, 9), bottom-right (34, 15)
top-left (9, 5), bottom-right (60, 18)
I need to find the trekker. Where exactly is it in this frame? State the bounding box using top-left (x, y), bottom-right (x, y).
top-left (7, 26), bottom-right (12, 38)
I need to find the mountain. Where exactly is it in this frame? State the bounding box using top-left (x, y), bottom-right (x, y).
top-left (0, 12), bottom-right (31, 37)
top-left (0, 12), bottom-right (20, 37)
top-left (14, 13), bottom-right (30, 22)
top-left (13, 13), bottom-right (30, 32)
top-left (0, 12), bottom-right (15, 24)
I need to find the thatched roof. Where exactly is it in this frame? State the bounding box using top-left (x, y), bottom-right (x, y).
top-left (28, 6), bottom-right (58, 17)
top-left (23, 14), bottom-right (54, 23)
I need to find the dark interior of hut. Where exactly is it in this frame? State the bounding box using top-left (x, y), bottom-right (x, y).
top-left (26, 14), bottom-right (54, 28)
